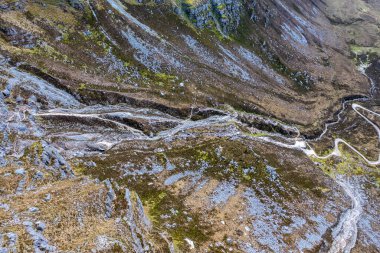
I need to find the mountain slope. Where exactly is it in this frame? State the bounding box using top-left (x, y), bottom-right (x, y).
top-left (0, 0), bottom-right (380, 252)
top-left (0, 0), bottom-right (373, 132)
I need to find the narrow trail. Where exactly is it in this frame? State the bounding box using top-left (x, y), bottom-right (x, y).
top-left (256, 102), bottom-right (380, 165)
top-left (253, 58), bottom-right (379, 252)
top-left (256, 102), bottom-right (378, 253)
top-left (309, 104), bottom-right (380, 165)
top-left (310, 97), bottom-right (367, 142)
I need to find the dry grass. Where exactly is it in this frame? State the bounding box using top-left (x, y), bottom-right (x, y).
top-left (0, 167), bottom-right (130, 251)
top-left (26, 2), bottom-right (78, 27)
top-left (1, 11), bottom-right (44, 34)
top-left (0, 158), bottom-right (170, 252)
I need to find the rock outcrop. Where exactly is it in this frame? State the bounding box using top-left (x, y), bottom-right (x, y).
top-left (178, 0), bottom-right (243, 35)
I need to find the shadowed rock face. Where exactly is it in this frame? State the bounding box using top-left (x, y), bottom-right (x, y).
top-left (0, 0), bottom-right (379, 252)
top-left (176, 0), bottom-right (243, 35)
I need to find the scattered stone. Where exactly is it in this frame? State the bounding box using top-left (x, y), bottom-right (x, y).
top-left (0, 232), bottom-right (18, 253)
top-left (33, 171), bottom-right (44, 180)
top-left (185, 238), bottom-right (195, 250)
top-left (67, 0), bottom-right (83, 10)
top-left (235, 229), bottom-right (243, 236)
top-left (0, 26), bottom-right (36, 48)
top-left (104, 179), bottom-right (116, 219)
top-left (28, 207), bottom-right (39, 213)
top-left (16, 175), bottom-right (26, 194)
top-left (23, 221), bottom-right (56, 252)
top-left (44, 193), bottom-right (51, 202)
top-left (93, 235), bottom-right (127, 252)
top-left (85, 161), bottom-right (96, 167)
top-left (36, 221), bottom-right (46, 232)
top-left (14, 168), bottom-right (25, 175)
top-left (15, 95), bottom-right (23, 103)
top-left (86, 143), bottom-right (107, 152)
top-left (215, 241), bottom-right (224, 248)
top-left (40, 141), bottom-right (74, 179)
top-left (0, 203), bottom-right (10, 211)
top-left (83, 30), bottom-right (92, 36)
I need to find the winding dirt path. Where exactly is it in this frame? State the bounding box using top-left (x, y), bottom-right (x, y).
top-left (304, 103), bottom-right (380, 165)
top-left (256, 102), bottom-right (379, 252)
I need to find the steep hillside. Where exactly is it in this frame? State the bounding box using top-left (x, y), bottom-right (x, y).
top-left (0, 0), bottom-right (379, 252)
top-left (0, 0), bottom-right (373, 131)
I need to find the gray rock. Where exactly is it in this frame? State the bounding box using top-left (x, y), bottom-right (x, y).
top-left (6, 232), bottom-right (17, 247)
top-left (67, 0), bottom-right (83, 10)
top-left (180, 0), bottom-right (242, 35)
top-left (33, 171), bottom-right (44, 180)
top-left (124, 189), bottom-right (145, 252)
top-left (14, 168), bottom-right (25, 175)
top-left (44, 193), bottom-right (52, 202)
top-left (28, 207), bottom-right (39, 213)
top-left (2, 89), bottom-right (10, 98)
top-left (104, 179), bottom-right (116, 218)
top-left (0, 203), bottom-right (10, 211)
top-left (0, 0), bottom-right (24, 11)
top-left (0, 27), bottom-right (17, 36)
top-left (16, 175), bottom-right (27, 194)
top-left (86, 143), bottom-right (107, 152)
top-left (40, 141), bottom-right (74, 179)
top-left (15, 95), bottom-right (23, 103)
top-left (85, 161), bottom-right (96, 167)
top-left (226, 237), bottom-right (233, 245)
top-left (0, 232), bottom-right (17, 253)
top-left (0, 26), bottom-right (36, 48)
top-left (23, 221), bottom-right (56, 252)
top-left (36, 221), bottom-right (46, 232)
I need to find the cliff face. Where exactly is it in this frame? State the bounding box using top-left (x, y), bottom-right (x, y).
top-left (177, 0), bottom-right (243, 35)
top-left (0, 0), bottom-right (380, 252)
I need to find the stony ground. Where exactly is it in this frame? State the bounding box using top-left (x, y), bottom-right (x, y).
top-left (0, 0), bottom-right (379, 252)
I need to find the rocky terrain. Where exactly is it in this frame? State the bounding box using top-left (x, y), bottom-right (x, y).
top-left (0, 0), bottom-right (379, 252)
